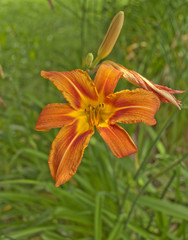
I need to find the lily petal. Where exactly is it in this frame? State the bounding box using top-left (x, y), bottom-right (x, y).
top-left (97, 123), bottom-right (137, 158)
top-left (154, 84), bottom-right (185, 104)
top-left (41, 69), bottom-right (98, 110)
top-left (35, 103), bottom-right (76, 131)
top-left (48, 119), bottom-right (94, 187)
top-left (103, 60), bottom-right (184, 109)
top-left (94, 64), bottom-right (123, 102)
top-left (105, 89), bottom-right (160, 126)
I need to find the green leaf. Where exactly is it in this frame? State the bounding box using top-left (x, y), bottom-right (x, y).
top-left (94, 193), bottom-right (103, 240)
top-left (9, 226), bottom-right (56, 239)
top-left (139, 196), bottom-right (188, 221)
top-left (128, 223), bottom-right (152, 240)
top-left (107, 214), bottom-right (125, 240)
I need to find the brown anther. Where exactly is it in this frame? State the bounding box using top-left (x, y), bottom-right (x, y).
top-left (85, 103), bottom-right (105, 126)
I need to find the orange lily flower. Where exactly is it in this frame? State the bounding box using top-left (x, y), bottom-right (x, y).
top-left (36, 64), bottom-right (160, 187)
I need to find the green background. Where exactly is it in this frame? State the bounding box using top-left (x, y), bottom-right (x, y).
top-left (0, 0), bottom-right (188, 239)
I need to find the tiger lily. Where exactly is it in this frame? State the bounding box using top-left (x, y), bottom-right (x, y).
top-left (36, 64), bottom-right (160, 187)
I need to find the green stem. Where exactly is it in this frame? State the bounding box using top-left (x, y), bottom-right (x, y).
top-left (134, 94), bottom-right (188, 181)
top-left (90, 56), bottom-right (101, 69)
top-left (134, 109), bottom-right (179, 181)
top-left (146, 171), bottom-right (176, 231)
top-left (104, 144), bottom-right (121, 214)
top-left (123, 152), bottom-right (188, 230)
top-left (80, 0), bottom-right (87, 61)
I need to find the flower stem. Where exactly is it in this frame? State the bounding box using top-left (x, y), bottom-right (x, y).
top-left (123, 152), bottom-right (188, 230)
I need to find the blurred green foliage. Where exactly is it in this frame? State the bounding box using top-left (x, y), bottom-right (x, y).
top-left (0, 0), bottom-right (188, 239)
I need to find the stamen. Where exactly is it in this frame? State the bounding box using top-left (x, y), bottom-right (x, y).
top-left (86, 103), bottom-right (104, 126)
top-left (92, 106), bottom-right (95, 126)
top-left (85, 109), bottom-right (90, 124)
top-left (89, 105), bottom-right (93, 126)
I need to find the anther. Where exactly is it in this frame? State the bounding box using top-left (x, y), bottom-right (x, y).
top-left (85, 103), bottom-right (105, 126)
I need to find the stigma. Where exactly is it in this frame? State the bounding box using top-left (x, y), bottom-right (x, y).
top-left (85, 103), bottom-right (104, 126)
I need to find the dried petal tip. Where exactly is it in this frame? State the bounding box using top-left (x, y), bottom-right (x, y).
top-left (97, 11), bottom-right (124, 60)
top-left (103, 60), bottom-right (185, 110)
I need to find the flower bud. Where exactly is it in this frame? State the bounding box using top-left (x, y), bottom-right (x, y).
top-left (85, 53), bottom-right (94, 68)
top-left (97, 11), bottom-right (124, 60)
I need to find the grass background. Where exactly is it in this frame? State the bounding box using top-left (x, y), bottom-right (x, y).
top-left (0, 0), bottom-right (188, 239)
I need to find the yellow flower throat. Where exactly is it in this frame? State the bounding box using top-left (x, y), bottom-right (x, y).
top-left (85, 103), bottom-right (104, 126)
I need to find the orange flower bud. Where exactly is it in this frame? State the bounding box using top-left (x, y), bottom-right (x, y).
top-left (97, 11), bottom-right (124, 60)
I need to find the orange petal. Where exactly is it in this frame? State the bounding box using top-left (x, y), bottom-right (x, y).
top-left (48, 119), bottom-right (94, 187)
top-left (35, 103), bottom-right (76, 131)
top-left (103, 60), bottom-right (141, 87)
top-left (154, 84), bottom-right (185, 105)
top-left (97, 123), bottom-right (137, 158)
top-left (105, 89), bottom-right (160, 126)
top-left (94, 64), bottom-right (123, 102)
top-left (155, 84), bottom-right (185, 94)
top-left (103, 60), bottom-right (184, 109)
top-left (41, 69), bottom-right (98, 110)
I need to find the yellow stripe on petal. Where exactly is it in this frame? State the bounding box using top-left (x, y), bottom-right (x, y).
top-left (97, 123), bottom-right (137, 158)
top-left (35, 103), bottom-right (76, 131)
top-left (48, 119), bottom-right (94, 187)
top-left (94, 64), bottom-right (123, 102)
top-left (105, 89), bottom-right (160, 126)
top-left (41, 69), bottom-right (98, 110)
